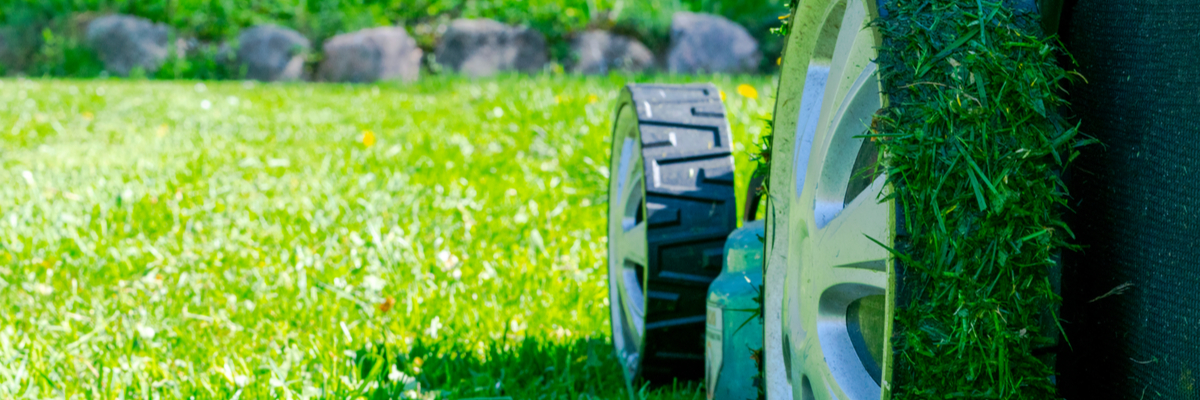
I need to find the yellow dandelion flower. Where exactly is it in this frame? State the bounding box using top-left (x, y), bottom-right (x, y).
top-left (720, 90), bottom-right (726, 101)
top-left (737, 84), bottom-right (759, 100)
top-left (362, 130), bottom-right (376, 148)
top-left (82, 112), bottom-right (94, 121)
top-left (588, 94), bottom-right (599, 104)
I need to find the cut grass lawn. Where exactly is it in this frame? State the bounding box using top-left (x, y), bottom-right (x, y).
top-left (0, 74), bottom-right (774, 399)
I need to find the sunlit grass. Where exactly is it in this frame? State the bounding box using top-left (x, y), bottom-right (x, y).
top-left (0, 74), bottom-right (774, 399)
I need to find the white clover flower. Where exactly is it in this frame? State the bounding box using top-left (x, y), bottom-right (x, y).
top-left (436, 250), bottom-right (459, 271)
top-left (425, 316), bottom-right (442, 339)
top-left (362, 275), bottom-right (386, 293)
top-left (388, 364), bottom-right (411, 383)
top-left (136, 324), bottom-right (155, 340)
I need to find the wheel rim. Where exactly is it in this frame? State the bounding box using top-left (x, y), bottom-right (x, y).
top-left (766, 0), bottom-right (893, 399)
top-left (609, 101), bottom-right (648, 383)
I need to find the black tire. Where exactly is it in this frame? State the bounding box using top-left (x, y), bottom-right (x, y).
top-left (607, 83), bottom-right (738, 386)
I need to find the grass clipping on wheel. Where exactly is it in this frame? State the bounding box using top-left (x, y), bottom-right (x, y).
top-left (872, 1), bottom-right (1086, 397)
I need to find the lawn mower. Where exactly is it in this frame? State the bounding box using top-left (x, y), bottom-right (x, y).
top-left (605, 0), bottom-right (1199, 399)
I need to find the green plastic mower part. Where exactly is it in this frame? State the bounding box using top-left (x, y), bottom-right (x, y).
top-left (705, 220), bottom-right (766, 400)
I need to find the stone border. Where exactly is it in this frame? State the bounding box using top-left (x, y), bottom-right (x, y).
top-left (2, 12), bottom-right (769, 82)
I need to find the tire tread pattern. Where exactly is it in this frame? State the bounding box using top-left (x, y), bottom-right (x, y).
top-left (625, 83), bottom-right (737, 383)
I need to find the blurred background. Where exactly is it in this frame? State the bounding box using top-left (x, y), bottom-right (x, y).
top-left (0, 0), bottom-right (788, 79)
top-left (0, 1), bottom-right (781, 399)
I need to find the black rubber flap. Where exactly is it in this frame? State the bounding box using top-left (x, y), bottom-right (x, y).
top-left (1058, 0), bottom-right (1200, 398)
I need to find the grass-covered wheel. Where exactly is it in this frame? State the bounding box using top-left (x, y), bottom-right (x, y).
top-left (764, 0), bottom-right (1069, 399)
top-left (607, 84), bottom-right (738, 388)
top-left (762, 0), bottom-right (893, 398)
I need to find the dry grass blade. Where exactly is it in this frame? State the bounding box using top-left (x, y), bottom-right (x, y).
top-left (1088, 281), bottom-right (1133, 303)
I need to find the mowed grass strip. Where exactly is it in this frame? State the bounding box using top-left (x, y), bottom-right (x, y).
top-left (0, 75), bottom-right (774, 399)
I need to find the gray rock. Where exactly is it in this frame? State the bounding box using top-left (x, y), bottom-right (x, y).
top-left (570, 30), bottom-right (653, 75)
top-left (435, 19), bottom-right (546, 77)
top-left (174, 37), bottom-right (201, 59)
top-left (318, 27), bottom-right (422, 83)
top-left (667, 12), bottom-right (759, 74)
top-left (233, 25), bottom-right (310, 81)
top-left (85, 15), bottom-right (170, 76)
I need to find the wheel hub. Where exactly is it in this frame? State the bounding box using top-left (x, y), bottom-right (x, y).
top-left (766, 0), bottom-right (894, 399)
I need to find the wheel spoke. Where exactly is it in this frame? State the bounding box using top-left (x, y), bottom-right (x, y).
top-left (621, 221), bottom-right (648, 267)
top-left (827, 62), bottom-right (880, 151)
top-left (621, 164), bottom-right (643, 215)
top-left (615, 138), bottom-right (638, 210)
top-left (823, 267), bottom-right (888, 293)
top-left (812, 61), bottom-right (882, 229)
top-left (823, 0), bottom-right (878, 124)
top-left (620, 265), bottom-right (646, 337)
top-left (816, 175), bottom-right (890, 287)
